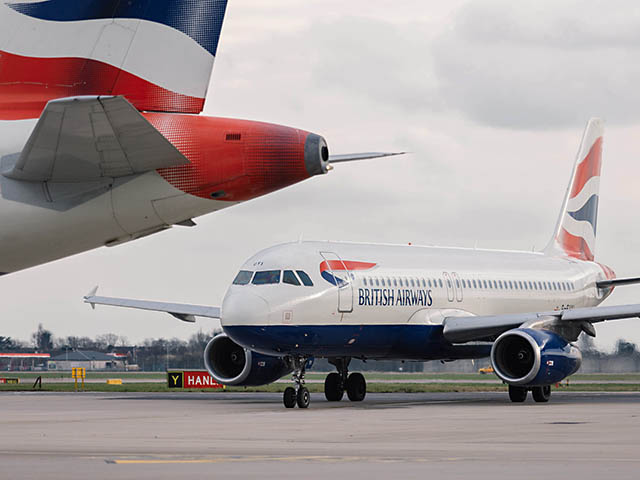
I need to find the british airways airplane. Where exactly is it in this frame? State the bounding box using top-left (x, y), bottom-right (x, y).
top-left (86, 118), bottom-right (640, 408)
top-left (0, 1), bottom-right (395, 273)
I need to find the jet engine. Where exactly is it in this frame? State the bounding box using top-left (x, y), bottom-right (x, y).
top-left (490, 328), bottom-right (582, 386)
top-left (204, 333), bottom-right (292, 386)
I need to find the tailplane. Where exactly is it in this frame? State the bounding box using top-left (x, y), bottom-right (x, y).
top-left (545, 118), bottom-right (604, 261)
top-left (0, 0), bottom-right (228, 120)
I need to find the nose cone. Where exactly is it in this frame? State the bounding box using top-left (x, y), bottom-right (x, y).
top-left (221, 292), bottom-right (270, 327)
top-left (304, 133), bottom-right (330, 176)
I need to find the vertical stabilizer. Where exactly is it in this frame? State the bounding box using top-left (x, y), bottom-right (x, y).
top-left (545, 118), bottom-right (604, 261)
top-left (0, 0), bottom-right (228, 120)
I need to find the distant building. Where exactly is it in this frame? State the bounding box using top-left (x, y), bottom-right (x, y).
top-left (0, 353), bottom-right (50, 371)
top-left (48, 351), bottom-right (125, 371)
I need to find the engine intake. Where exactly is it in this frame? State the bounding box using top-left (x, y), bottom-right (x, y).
top-left (491, 328), bottom-right (582, 386)
top-left (204, 333), bottom-right (292, 386)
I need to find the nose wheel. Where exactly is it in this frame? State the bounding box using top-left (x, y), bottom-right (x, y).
top-left (324, 357), bottom-right (367, 403)
top-left (283, 356), bottom-right (311, 409)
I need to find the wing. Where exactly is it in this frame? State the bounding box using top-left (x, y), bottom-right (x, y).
top-left (442, 303), bottom-right (640, 343)
top-left (84, 288), bottom-right (220, 323)
top-left (328, 152), bottom-right (406, 163)
top-left (4, 96), bottom-right (188, 182)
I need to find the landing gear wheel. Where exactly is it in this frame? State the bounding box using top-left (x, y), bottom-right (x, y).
top-left (532, 385), bottom-right (551, 403)
top-left (324, 372), bottom-right (344, 402)
top-left (346, 372), bottom-right (366, 402)
top-left (297, 387), bottom-right (310, 409)
top-left (508, 385), bottom-right (528, 403)
top-left (283, 387), bottom-right (296, 408)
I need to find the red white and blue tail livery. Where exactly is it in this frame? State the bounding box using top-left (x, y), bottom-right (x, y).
top-left (547, 118), bottom-right (603, 261)
top-left (87, 118), bottom-right (640, 408)
top-left (0, 0), bottom-right (227, 119)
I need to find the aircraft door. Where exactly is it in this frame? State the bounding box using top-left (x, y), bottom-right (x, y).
top-left (452, 272), bottom-right (463, 302)
top-left (320, 252), bottom-right (354, 313)
top-left (443, 272), bottom-right (455, 302)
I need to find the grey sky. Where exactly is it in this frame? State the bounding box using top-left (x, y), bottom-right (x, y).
top-left (3, 0), bottom-right (640, 351)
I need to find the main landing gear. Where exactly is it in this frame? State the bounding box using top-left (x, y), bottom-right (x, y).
top-left (508, 385), bottom-right (552, 403)
top-left (324, 357), bottom-right (367, 403)
top-left (283, 356), bottom-right (310, 409)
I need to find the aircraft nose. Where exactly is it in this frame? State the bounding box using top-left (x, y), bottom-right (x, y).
top-left (221, 292), bottom-right (270, 327)
top-left (304, 133), bottom-right (330, 176)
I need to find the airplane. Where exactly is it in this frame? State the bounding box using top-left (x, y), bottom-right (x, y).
top-left (0, 0), bottom-right (399, 274)
top-left (85, 118), bottom-right (640, 408)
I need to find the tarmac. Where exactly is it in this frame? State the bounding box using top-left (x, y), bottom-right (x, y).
top-left (1, 391), bottom-right (639, 479)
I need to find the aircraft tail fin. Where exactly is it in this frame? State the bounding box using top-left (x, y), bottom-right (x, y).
top-left (0, 0), bottom-right (229, 120)
top-left (545, 118), bottom-right (604, 261)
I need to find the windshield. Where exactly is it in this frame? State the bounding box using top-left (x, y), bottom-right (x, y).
top-left (232, 270), bottom-right (253, 285)
top-left (296, 270), bottom-right (314, 286)
top-left (252, 270), bottom-right (281, 285)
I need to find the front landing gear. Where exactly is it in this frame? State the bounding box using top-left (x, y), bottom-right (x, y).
top-left (283, 356), bottom-right (310, 409)
top-left (324, 357), bottom-right (367, 403)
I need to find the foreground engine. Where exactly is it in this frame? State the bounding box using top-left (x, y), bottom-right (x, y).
top-left (491, 328), bottom-right (582, 386)
top-left (204, 333), bottom-right (292, 386)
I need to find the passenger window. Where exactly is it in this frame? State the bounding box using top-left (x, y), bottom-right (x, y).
top-left (410, 279), bottom-right (415, 287)
top-left (283, 270), bottom-right (301, 286)
top-left (422, 279), bottom-right (426, 288)
top-left (482, 280), bottom-right (487, 289)
top-left (381, 278), bottom-right (386, 287)
top-left (462, 279), bottom-right (466, 288)
top-left (363, 278), bottom-right (368, 286)
top-left (252, 270), bottom-right (281, 285)
top-left (472, 280), bottom-right (477, 288)
top-left (233, 270), bottom-right (253, 285)
top-left (439, 279), bottom-right (443, 288)
top-left (455, 278), bottom-right (461, 289)
top-left (296, 270), bottom-right (314, 287)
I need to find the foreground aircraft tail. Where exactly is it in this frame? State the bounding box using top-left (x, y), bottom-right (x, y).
top-left (545, 118), bottom-right (604, 261)
top-left (0, 0), bottom-right (228, 120)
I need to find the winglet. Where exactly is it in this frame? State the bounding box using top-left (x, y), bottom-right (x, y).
top-left (85, 286), bottom-right (98, 309)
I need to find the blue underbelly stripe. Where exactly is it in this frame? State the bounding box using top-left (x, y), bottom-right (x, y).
top-left (223, 325), bottom-right (491, 361)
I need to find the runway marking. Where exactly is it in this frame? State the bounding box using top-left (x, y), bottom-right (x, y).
top-left (109, 456), bottom-right (424, 465)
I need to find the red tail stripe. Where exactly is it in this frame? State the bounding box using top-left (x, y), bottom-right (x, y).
top-left (558, 228), bottom-right (594, 261)
top-left (570, 137), bottom-right (603, 198)
top-left (0, 51), bottom-right (204, 120)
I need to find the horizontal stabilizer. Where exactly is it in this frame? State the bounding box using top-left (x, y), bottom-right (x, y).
top-left (596, 277), bottom-right (640, 289)
top-left (84, 288), bottom-right (220, 322)
top-left (4, 96), bottom-right (188, 183)
top-left (328, 152), bottom-right (406, 163)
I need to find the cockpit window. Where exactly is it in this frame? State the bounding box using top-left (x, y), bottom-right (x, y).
top-left (296, 270), bottom-right (314, 287)
top-left (232, 270), bottom-right (253, 285)
top-left (252, 270), bottom-right (281, 285)
top-left (283, 270), bottom-right (301, 286)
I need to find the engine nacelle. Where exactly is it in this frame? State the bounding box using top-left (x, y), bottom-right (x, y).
top-left (204, 333), bottom-right (292, 386)
top-left (490, 328), bottom-right (582, 386)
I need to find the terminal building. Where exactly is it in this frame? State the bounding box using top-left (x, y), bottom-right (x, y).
top-left (47, 351), bottom-right (125, 371)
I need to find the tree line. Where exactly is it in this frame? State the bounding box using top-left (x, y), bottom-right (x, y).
top-left (2, 324), bottom-right (640, 373)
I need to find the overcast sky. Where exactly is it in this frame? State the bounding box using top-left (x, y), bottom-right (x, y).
top-left (4, 0), bottom-right (640, 351)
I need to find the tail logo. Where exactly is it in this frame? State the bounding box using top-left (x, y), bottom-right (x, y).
top-left (558, 134), bottom-right (603, 261)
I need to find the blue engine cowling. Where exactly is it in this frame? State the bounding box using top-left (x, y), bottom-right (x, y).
top-left (490, 328), bottom-right (582, 386)
top-left (204, 333), bottom-right (292, 387)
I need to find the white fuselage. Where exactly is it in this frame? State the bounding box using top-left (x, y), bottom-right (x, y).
top-left (220, 241), bottom-right (612, 359)
top-left (0, 121), bottom-right (226, 273)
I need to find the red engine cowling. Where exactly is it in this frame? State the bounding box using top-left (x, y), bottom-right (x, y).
top-left (145, 114), bottom-right (330, 202)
